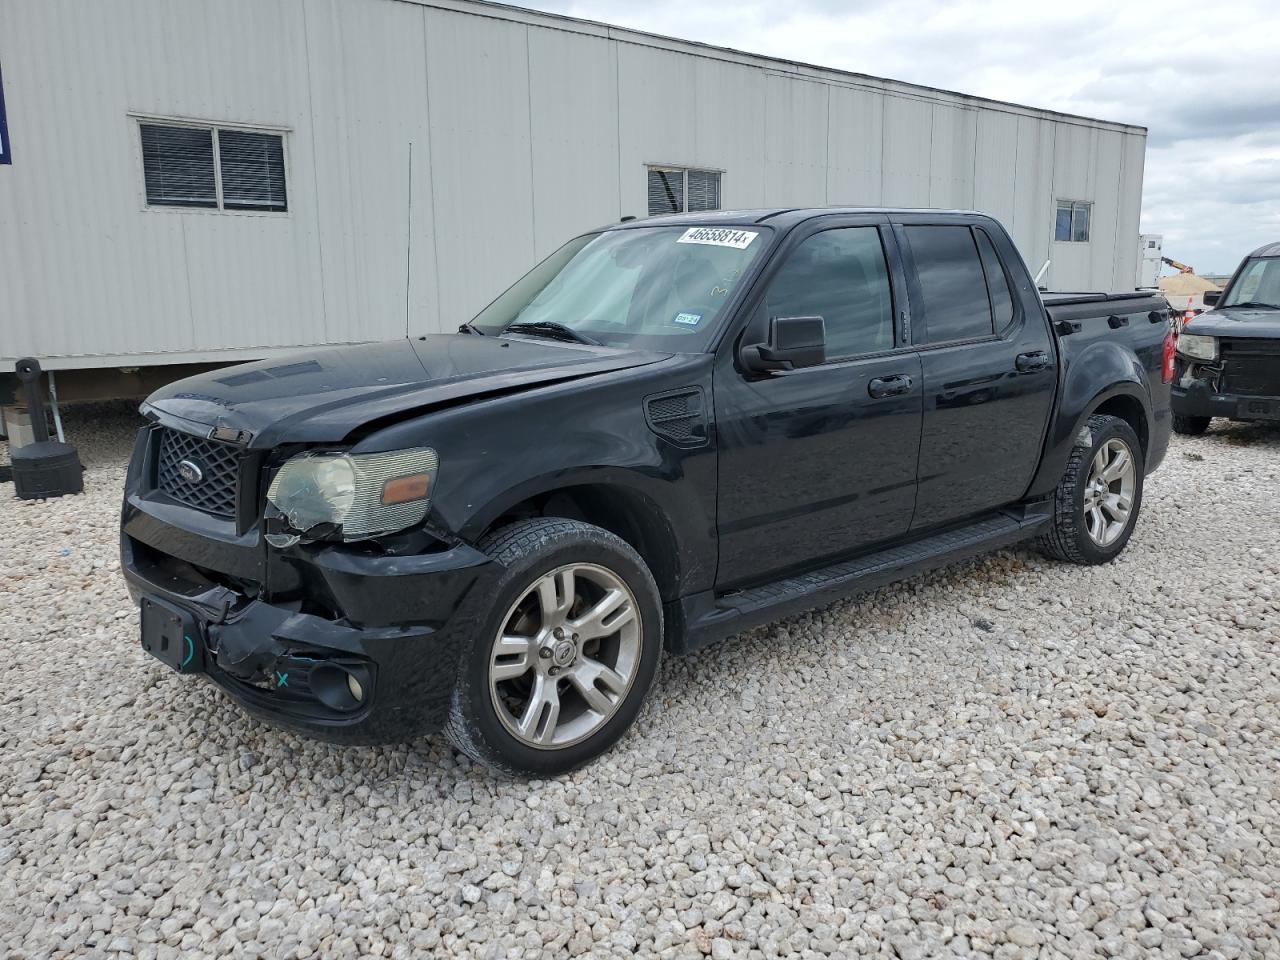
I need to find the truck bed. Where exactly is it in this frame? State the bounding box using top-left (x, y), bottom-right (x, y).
top-left (1042, 291), bottom-right (1169, 324)
top-left (1040, 291), bottom-right (1157, 306)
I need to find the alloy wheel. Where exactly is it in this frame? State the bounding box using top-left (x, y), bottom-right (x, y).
top-left (488, 563), bottom-right (642, 749)
top-left (1083, 437), bottom-right (1136, 547)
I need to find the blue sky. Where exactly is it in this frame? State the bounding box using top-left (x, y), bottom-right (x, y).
top-left (521, 0), bottom-right (1280, 275)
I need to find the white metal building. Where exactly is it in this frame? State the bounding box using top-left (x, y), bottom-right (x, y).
top-left (0, 0), bottom-right (1147, 375)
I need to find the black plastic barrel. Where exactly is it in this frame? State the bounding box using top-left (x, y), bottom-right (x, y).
top-left (10, 358), bottom-right (84, 500)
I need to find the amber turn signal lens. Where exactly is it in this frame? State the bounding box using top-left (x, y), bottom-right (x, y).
top-left (380, 473), bottom-right (431, 505)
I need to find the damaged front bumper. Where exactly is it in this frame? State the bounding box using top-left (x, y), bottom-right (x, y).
top-left (1171, 349), bottom-right (1280, 422)
top-left (1171, 375), bottom-right (1280, 422)
top-left (121, 510), bottom-right (499, 744)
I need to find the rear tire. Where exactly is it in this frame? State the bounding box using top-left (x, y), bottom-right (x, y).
top-left (444, 518), bottom-right (663, 777)
top-left (1037, 414), bottom-right (1144, 565)
top-left (1172, 413), bottom-right (1211, 436)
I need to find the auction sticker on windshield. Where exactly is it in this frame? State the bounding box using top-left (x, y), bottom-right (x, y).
top-left (677, 227), bottom-right (758, 249)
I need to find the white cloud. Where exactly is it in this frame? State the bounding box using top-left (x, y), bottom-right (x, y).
top-left (520, 0), bottom-right (1280, 274)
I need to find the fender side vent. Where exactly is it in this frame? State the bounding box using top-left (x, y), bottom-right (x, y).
top-left (644, 388), bottom-right (708, 447)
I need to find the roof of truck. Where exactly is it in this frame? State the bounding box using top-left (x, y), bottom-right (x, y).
top-left (610, 207), bottom-right (997, 231)
top-left (1246, 241), bottom-right (1280, 258)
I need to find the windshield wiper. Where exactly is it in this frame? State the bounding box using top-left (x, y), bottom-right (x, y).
top-left (504, 321), bottom-right (601, 345)
top-left (1222, 301), bottom-right (1280, 311)
top-left (457, 321), bottom-right (486, 335)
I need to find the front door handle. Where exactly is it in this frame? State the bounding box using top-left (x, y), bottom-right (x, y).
top-left (868, 374), bottom-right (913, 399)
top-left (1015, 350), bottom-right (1052, 373)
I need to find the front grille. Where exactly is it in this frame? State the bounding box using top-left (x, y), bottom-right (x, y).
top-left (1222, 339), bottom-right (1280, 397)
top-left (155, 427), bottom-right (241, 517)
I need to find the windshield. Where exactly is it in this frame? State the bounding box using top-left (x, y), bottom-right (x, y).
top-left (1222, 257), bottom-right (1280, 309)
top-left (472, 225), bottom-right (771, 350)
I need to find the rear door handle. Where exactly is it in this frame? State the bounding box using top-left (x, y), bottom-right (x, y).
top-left (868, 374), bottom-right (913, 399)
top-left (1015, 350), bottom-right (1052, 373)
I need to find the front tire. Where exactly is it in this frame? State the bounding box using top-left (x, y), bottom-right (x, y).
top-left (1038, 414), bottom-right (1144, 565)
top-left (444, 518), bottom-right (663, 776)
top-left (1172, 413), bottom-right (1211, 436)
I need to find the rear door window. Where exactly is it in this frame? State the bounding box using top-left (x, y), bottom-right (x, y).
top-left (906, 225), bottom-right (995, 343)
top-left (763, 227), bottom-right (895, 360)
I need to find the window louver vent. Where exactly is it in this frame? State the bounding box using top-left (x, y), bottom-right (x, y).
top-left (647, 169), bottom-right (684, 216)
top-left (686, 169), bottom-right (721, 211)
top-left (139, 121), bottom-right (287, 212)
top-left (646, 166), bottom-right (722, 217)
top-left (644, 388), bottom-right (708, 447)
top-left (141, 124), bottom-right (217, 208)
top-left (219, 130), bottom-right (287, 211)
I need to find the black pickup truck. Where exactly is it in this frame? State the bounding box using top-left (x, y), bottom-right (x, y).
top-left (122, 208), bottom-right (1173, 775)
top-left (1172, 241), bottom-right (1280, 433)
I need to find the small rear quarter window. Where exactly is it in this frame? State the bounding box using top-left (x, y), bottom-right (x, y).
top-left (974, 229), bottom-right (1015, 332)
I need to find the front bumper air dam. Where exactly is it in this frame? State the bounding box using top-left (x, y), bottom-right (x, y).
top-left (122, 534), bottom-right (500, 744)
top-left (1172, 379), bottom-right (1280, 421)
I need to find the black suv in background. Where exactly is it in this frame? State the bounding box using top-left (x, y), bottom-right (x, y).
top-left (122, 208), bottom-right (1173, 775)
top-left (1173, 241), bottom-right (1280, 434)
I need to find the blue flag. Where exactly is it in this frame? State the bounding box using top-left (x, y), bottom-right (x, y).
top-left (0, 62), bottom-right (11, 165)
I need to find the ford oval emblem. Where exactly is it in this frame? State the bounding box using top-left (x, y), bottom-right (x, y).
top-left (177, 459), bottom-right (205, 485)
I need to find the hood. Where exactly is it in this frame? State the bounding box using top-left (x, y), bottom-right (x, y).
top-left (1185, 307), bottom-right (1280, 340)
top-left (145, 335), bottom-right (669, 447)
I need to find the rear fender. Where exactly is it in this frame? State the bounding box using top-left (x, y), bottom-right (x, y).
top-left (1027, 340), bottom-right (1152, 498)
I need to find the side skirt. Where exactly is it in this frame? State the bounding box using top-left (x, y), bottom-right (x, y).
top-left (669, 503), bottom-right (1051, 654)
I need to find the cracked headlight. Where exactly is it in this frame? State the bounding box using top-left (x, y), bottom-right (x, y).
top-left (266, 447), bottom-right (439, 542)
top-left (1176, 333), bottom-right (1217, 362)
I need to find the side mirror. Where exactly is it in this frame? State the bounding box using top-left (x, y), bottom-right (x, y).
top-left (741, 316), bottom-right (826, 373)
top-left (1202, 290), bottom-right (1221, 307)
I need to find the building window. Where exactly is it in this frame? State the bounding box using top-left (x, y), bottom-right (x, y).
top-left (140, 121), bottom-right (287, 212)
top-left (647, 166), bottom-right (721, 216)
top-left (1055, 200), bottom-right (1091, 242)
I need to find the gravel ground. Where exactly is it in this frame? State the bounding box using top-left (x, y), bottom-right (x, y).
top-left (1, 404), bottom-right (1278, 960)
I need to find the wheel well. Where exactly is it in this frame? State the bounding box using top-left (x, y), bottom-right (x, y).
top-left (1092, 394), bottom-right (1149, 457)
top-left (483, 485), bottom-right (681, 602)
